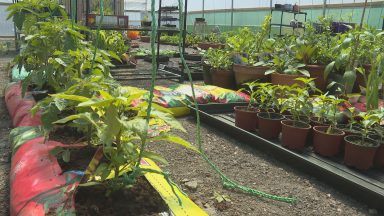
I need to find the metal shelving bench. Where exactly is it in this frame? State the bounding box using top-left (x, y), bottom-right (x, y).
top-left (269, 9), bottom-right (307, 37)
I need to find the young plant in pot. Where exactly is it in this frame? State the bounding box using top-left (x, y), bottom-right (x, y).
top-left (293, 22), bottom-right (334, 91)
top-left (311, 94), bottom-right (333, 127)
top-left (204, 48), bottom-right (235, 89)
top-left (256, 84), bottom-right (285, 140)
top-left (313, 96), bottom-right (346, 157)
top-left (344, 112), bottom-right (380, 170)
top-left (234, 81), bottom-right (260, 131)
top-left (280, 78), bottom-right (314, 151)
top-left (368, 109), bottom-right (384, 168)
top-left (336, 107), bottom-right (362, 137)
top-left (229, 16), bottom-right (273, 87)
top-left (263, 53), bottom-right (310, 86)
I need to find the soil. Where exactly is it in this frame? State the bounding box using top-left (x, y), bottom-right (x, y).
top-left (147, 116), bottom-right (376, 216)
top-left (75, 177), bottom-right (169, 216)
top-left (258, 112), bottom-right (285, 120)
top-left (345, 135), bottom-right (379, 148)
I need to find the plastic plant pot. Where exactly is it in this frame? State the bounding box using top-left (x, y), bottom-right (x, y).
top-left (281, 120), bottom-right (311, 151)
top-left (313, 126), bottom-right (345, 157)
top-left (233, 64), bottom-right (270, 88)
top-left (234, 106), bottom-right (259, 131)
top-left (368, 134), bottom-right (384, 168)
top-left (344, 135), bottom-right (379, 170)
top-left (257, 112), bottom-right (285, 140)
top-left (210, 68), bottom-right (235, 90)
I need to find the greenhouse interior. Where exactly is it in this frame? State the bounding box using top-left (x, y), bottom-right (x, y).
top-left (1, 0), bottom-right (384, 215)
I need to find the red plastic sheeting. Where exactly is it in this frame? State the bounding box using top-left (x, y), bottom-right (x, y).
top-left (6, 83), bottom-right (80, 216)
top-left (5, 83), bottom-right (36, 120)
top-left (10, 137), bottom-right (79, 216)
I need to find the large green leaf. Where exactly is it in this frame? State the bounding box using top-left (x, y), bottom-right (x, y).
top-left (78, 98), bottom-right (114, 108)
top-left (324, 61), bottom-right (335, 80)
top-left (343, 70), bottom-right (357, 94)
top-left (149, 110), bottom-right (186, 132)
top-left (53, 114), bottom-right (81, 124)
top-left (52, 94), bottom-right (89, 102)
top-left (149, 134), bottom-right (199, 153)
top-left (141, 151), bottom-right (168, 165)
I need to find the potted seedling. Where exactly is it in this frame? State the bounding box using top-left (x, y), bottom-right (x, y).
top-left (230, 17), bottom-right (272, 87)
top-left (256, 84), bottom-right (285, 140)
top-left (293, 22), bottom-right (334, 91)
top-left (344, 112), bottom-right (380, 170)
top-left (263, 53), bottom-right (310, 86)
top-left (313, 96), bottom-right (346, 157)
top-left (204, 48), bottom-right (235, 89)
top-left (280, 79), bottom-right (314, 151)
top-left (311, 94), bottom-right (333, 127)
top-left (198, 33), bottom-right (225, 50)
top-left (234, 81), bottom-right (260, 131)
top-left (367, 109), bottom-right (384, 168)
top-left (368, 114), bottom-right (384, 168)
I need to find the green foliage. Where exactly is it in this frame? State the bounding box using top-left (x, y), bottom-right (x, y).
top-left (50, 84), bottom-right (195, 190)
top-left (160, 34), bottom-right (180, 44)
top-left (357, 112), bottom-right (381, 145)
top-left (362, 53), bottom-right (384, 110)
top-left (96, 30), bottom-right (129, 57)
top-left (203, 48), bottom-right (232, 70)
top-left (7, 0), bottom-right (67, 34)
top-left (226, 16), bottom-right (272, 65)
top-left (312, 94), bottom-right (346, 133)
top-left (263, 53), bottom-right (309, 77)
top-left (280, 78), bottom-right (317, 123)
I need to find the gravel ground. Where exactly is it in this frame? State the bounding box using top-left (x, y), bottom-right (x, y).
top-left (147, 116), bottom-right (377, 216)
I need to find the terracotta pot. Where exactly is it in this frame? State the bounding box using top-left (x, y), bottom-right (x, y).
top-left (197, 42), bottom-right (225, 50)
top-left (313, 126), bottom-right (345, 157)
top-left (368, 134), bottom-right (384, 168)
top-left (344, 135), bottom-right (379, 170)
top-left (305, 64), bottom-right (326, 91)
top-left (202, 63), bottom-right (212, 85)
top-left (141, 36), bottom-right (150, 43)
top-left (234, 106), bottom-right (259, 131)
top-left (271, 73), bottom-right (306, 86)
top-left (257, 112), bottom-right (285, 140)
top-left (337, 124), bottom-right (361, 153)
top-left (233, 64), bottom-right (270, 87)
top-left (210, 68), bottom-right (235, 89)
top-left (281, 120), bottom-right (311, 151)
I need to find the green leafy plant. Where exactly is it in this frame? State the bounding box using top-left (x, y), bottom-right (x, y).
top-left (263, 53), bottom-right (309, 77)
top-left (359, 53), bottom-right (384, 110)
top-left (7, 0), bottom-right (67, 34)
top-left (280, 78), bottom-right (317, 124)
top-left (238, 81), bottom-right (260, 110)
top-left (97, 30), bottom-right (129, 57)
top-left (203, 48), bottom-right (232, 70)
top-left (48, 83), bottom-right (197, 192)
top-left (313, 94), bottom-right (346, 134)
top-left (356, 112), bottom-right (380, 146)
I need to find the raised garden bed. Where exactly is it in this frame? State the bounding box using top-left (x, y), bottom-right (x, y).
top-left (190, 103), bottom-right (384, 211)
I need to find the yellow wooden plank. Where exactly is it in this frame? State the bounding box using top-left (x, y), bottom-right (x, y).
top-left (141, 158), bottom-right (208, 216)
